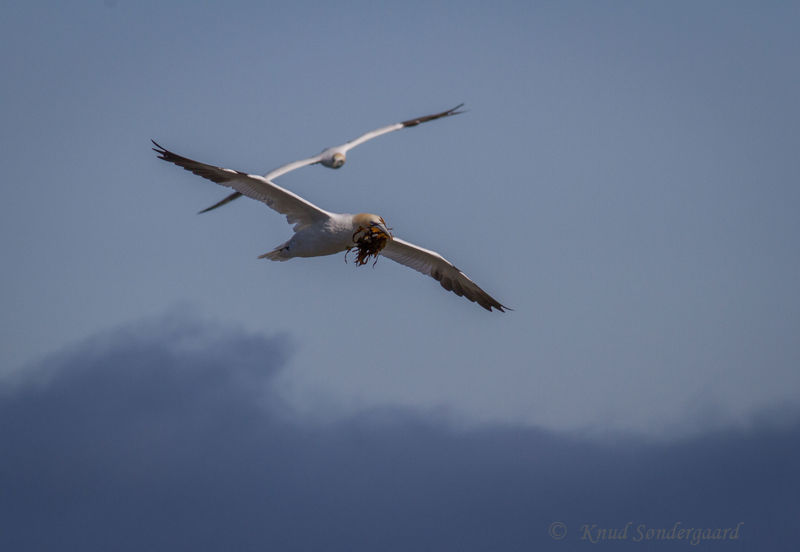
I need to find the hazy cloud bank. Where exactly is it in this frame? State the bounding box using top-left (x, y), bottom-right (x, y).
top-left (1, 314), bottom-right (797, 551)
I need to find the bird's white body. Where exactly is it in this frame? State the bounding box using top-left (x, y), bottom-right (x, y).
top-left (264, 213), bottom-right (365, 260)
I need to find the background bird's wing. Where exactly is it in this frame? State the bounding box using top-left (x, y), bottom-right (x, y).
top-left (152, 141), bottom-right (330, 230)
top-left (264, 154), bottom-right (325, 180)
top-left (381, 237), bottom-right (508, 312)
top-left (341, 103), bottom-right (465, 152)
top-left (198, 104), bottom-right (463, 214)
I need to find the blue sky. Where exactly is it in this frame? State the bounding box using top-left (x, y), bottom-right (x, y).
top-left (1, 1), bottom-right (799, 548)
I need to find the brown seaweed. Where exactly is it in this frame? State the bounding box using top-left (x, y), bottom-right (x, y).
top-left (345, 226), bottom-right (390, 267)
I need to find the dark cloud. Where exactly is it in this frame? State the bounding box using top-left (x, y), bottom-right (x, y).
top-left (1, 314), bottom-right (797, 551)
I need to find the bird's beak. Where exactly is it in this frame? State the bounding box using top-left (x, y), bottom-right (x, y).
top-left (370, 223), bottom-right (392, 239)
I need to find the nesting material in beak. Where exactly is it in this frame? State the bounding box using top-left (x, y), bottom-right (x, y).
top-left (346, 225), bottom-right (391, 267)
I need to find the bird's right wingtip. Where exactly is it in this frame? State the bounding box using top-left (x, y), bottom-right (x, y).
top-left (490, 303), bottom-right (512, 313)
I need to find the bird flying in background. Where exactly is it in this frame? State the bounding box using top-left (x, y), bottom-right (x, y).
top-left (198, 104), bottom-right (464, 214)
top-left (152, 140), bottom-right (508, 312)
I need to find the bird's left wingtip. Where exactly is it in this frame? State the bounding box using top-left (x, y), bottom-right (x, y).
top-left (151, 139), bottom-right (168, 156)
top-left (450, 102), bottom-right (467, 116)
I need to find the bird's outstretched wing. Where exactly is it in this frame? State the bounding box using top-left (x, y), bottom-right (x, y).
top-left (340, 103), bottom-right (465, 152)
top-left (197, 154), bottom-right (326, 214)
top-left (381, 237), bottom-right (508, 312)
top-left (152, 141), bottom-right (331, 230)
top-left (199, 104), bottom-right (465, 214)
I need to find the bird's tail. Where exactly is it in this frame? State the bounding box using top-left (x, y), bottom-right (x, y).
top-left (258, 242), bottom-right (291, 261)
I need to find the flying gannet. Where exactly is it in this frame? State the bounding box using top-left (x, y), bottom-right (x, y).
top-left (152, 141), bottom-right (508, 312)
top-left (198, 104), bottom-right (464, 214)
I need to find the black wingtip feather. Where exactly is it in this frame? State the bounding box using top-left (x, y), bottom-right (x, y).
top-left (401, 103), bottom-right (467, 127)
top-left (151, 139), bottom-right (173, 161)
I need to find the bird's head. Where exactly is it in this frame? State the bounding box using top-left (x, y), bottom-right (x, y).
top-left (331, 152), bottom-right (346, 168)
top-left (321, 151), bottom-right (346, 169)
top-left (319, 145), bottom-right (346, 168)
top-left (348, 214), bottom-right (392, 266)
top-left (352, 214), bottom-right (392, 240)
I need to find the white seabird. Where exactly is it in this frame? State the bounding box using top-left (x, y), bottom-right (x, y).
top-left (152, 141), bottom-right (508, 312)
top-left (198, 104), bottom-right (464, 214)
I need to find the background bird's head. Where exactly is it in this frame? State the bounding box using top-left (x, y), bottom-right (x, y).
top-left (322, 151), bottom-right (346, 169)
